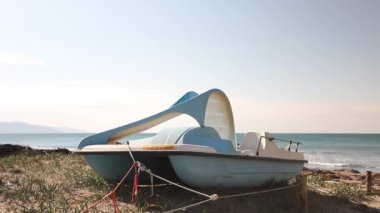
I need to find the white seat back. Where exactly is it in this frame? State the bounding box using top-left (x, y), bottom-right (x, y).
top-left (260, 132), bottom-right (278, 156)
top-left (239, 132), bottom-right (265, 151)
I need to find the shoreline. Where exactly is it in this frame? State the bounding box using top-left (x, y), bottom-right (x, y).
top-left (0, 143), bottom-right (71, 157)
top-left (1, 144), bottom-right (379, 212)
top-left (1, 143), bottom-right (378, 173)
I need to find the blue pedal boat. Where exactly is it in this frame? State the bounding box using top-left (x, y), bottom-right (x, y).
top-left (77, 89), bottom-right (306, 188)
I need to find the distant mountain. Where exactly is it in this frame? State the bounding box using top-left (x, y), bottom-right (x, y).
top-left (0, 122), bottom-right (85, 133)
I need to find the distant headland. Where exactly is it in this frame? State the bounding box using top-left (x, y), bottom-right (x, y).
top-left (0, 121), bottom-right (85, 133)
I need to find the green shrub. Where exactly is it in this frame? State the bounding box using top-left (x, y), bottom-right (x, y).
top-left (332, 183), bottom-right (366, 202)
top-left (308, 173), bottom-right (324, 186)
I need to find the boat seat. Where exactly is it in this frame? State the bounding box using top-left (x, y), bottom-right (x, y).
top-left (240, 132), bottom-right (281, 157)
top-left (180, 127), bottom-right (236, 154)
top-left (259, 132), bottom-right (279, 157)
top-left (239, 132), bottom-right (264, 152)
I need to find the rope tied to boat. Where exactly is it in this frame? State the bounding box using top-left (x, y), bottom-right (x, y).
top-left (131, 162), bottom-right (139, 202)
top-left (83, 142), bottom-right (301, 212)
top-left (218, 184), bottom-right (300, 199)
top-left (160, 183), bottom-right (301, 213)
top-left (210, 194), bottom-right (219, 201)
top-left (126, 141), bottom-right (136, 162)
top-left (81, 161), bottom-right (137, 213)
top-left (138, 162), bottom-right (212, 199)
top-left (111, 192), bottom-right (119, 212)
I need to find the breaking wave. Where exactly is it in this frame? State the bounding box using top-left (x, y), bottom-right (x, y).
top-left (307, 161), bottom-right (349, 167)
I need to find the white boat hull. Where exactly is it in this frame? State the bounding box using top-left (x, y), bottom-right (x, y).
top-left (169, 154), bottom-right (304, 188)
top-left (77, 89), bottom-right (307, 188)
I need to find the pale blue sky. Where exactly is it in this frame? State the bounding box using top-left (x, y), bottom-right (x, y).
top-left (0, 0), bottom-right (379, 133)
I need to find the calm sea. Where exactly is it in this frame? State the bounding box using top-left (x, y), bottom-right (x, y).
top-left (1, 133), bottom-right (379, 173)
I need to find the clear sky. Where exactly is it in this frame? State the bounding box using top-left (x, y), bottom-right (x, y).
top-left (0, 0), bottom-right (379, 133)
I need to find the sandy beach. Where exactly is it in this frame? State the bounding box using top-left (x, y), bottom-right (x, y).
top-left (1, 1), bottom-right (379, 212)
top-left (0, 144), bottom-right (379, 212)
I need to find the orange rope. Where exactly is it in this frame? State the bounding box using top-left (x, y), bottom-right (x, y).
top-left (111, 192), bottom-right (119, 213)
top-left (82, 162), bottom-right (137, 213)
top-left (131, 163), bottom-right (139, 202)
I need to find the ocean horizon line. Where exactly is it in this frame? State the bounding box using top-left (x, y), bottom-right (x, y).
top-left (1, 132), bottom-right (380, 135)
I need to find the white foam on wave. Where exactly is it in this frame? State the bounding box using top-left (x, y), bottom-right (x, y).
top-left (28, 146), bottom-right (76, 151)
top-left (307, 161), bottom-right (349, 167)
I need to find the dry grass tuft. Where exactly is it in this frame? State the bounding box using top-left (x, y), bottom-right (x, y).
top-left (0, 152), bottom-right (115, 212)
